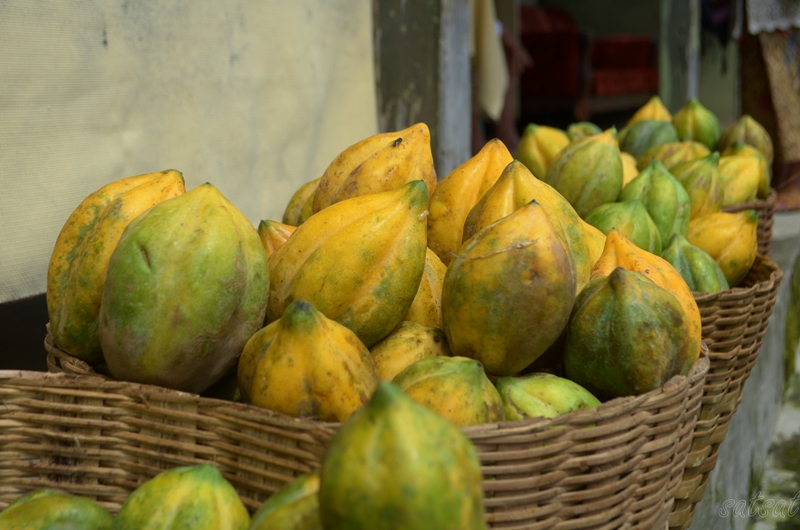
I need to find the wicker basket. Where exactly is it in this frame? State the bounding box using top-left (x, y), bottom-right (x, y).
top-left (667, 255), bottom-right (783, 530)
top-left (721, 187), bottom-right (777, 256)
top-left (16, 347), bottom-right (709, 529)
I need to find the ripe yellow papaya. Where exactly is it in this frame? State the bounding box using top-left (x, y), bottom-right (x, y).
top-left (637, 140), bottom-right (711, 171)
top-left (581, 220), bottom-right (606, 269)
top-left (268, 181), bottom-right (428, 347)
top-left (496, 372), bottom-right (600, 420)
top-left (370, 321), bottom-right (451, 382)
top-left (722, 142), bottom-right (771, 199)
top-left (257, 220), bottom-right (296, 258)
top-left (717, 114), bottom-right (774, 164)
top-left (516, 123), bottom-right (570, 179)
top-left (312, 123), bottom-right (436, 213)
top-left (48, 169), bottom-right (186, 363)
top-left (403, 248), bottom-right (447, 328)
top-left (250, 474), bottom-right (322, 530)
top-left (282, 178), bottom-right (320, 226)
top-left (427, 139), bottom-right (512, 265)
top-left (687, 210), bottom-right (758, 287)
top-left (671, 152), bottom-right (724, 220)
top-left (627, 95), bottom-right (672, 125)
top-left (620, 151), bottom-right (640, 188)
top-left (718, 154), bottom-right (760, 206)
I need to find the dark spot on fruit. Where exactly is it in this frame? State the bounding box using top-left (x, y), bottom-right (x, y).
top-left (393, 137), bottom-right (402, 147)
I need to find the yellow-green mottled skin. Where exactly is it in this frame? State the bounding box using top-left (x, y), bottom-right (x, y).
top-left (496, 373), bottom-right (600, 421)
top-left (402, 248), bottom-right (447, 328)
top-left (671, 152), bottom-right (724, 220)
top-left (319, 382), bottom-right (487, 530)
top-left (687, 210), bottom-right (758, 286)
top-left (636, 140), bottom-right (710, 171)
top-left (0, 489), bottom-right (112, 530)
top-left (584, 199), bottom-right (663, 255)
top-left (99, 183), bottom-right (268, 394)
top-left (249, 474), bottom-right (322, 530)
top-left (722, 142), bottom-right (771, 199)
top-left (442, 201), bottom-right (576, 376)
top-left (566, 121), bottom-right (602, 142)
top-left (392, 356), bottom-right (503, 426)
top-left (516, 123), bottom-right (570, 179)
top-left (717, 155), bottom-right (761, 206)
top-left (661, 233), bottom-right (729, 294)
top-left (628, 95), bottom-right (672, 125)
top-left (618, 119), bottom-right (679, 160)
top-left (564, 268), bottom-right (694, 401)
top-left (114, 465), bottom-right (249, 530)
top-left (672, 98), bottom-right (722, 150)
top-left (717, 114), bottom-right (774, 165)
top-left (371, 321), bottom-right (451, 382)
top-left (282, 178), bottom-right (320, 226)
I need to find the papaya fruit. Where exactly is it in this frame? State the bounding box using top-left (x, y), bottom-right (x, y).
top-left (618, 119), bottom-right (679, 160)
top-left (687, 210), bottom-right (758, 287)
top-left (461, 160), bottom-right (595, 292)
top-left (721, 142), bottom-right (771, 200)
top-left (249, 474), bottom-right (322, 530)
top-left (283, 178), bottom-right (320, 226)
top-left (670, 152), bottom-right (724, 220)
top-left (402, 248), bottom-right (447, 329)
top-left (318, 382), bottom-right (487, 530)
top-left (718, 154), bottom-right (761, 206)
top-left (427, 139), bottom-right (512, 265)
top-left (443, 200), bottom-right (576, 376)
top-left (544, 129), bottom-right (623, 218)
top-left (637, 140), bottom-right (711, 171)
top-left (268, 181), bottom-right (428, 348)
top-left (393, 356), bottom-right (503, 426)
top-left (564, 268), bottom-right (696, 400)
top-left (627, 95), bottom-right (672, 125)
top-left (496, 372), bottom-right (600, 420)
top-left (661, 233), bottom-right (729, 294)
top-left (48, 169), bottom-right (186, 363)
top-left (620, 151), bottom-right (640, 188)
top-left (581, 220), bottom-right (606, 269)
top-left (257, 220), bottom-right (296, 258)
top-left (618, 160), bottom-right (691, 244)
top-left (99, 183), bottom-right (268, 394)
top-left (516, 123), bottom-right (570, 179)
top-left (312, 123), bottom-right (436, 213)
top-left (0, 489), bottom-right (112, 530)
top-left (114, 464), bottom-right (250, 530)
top-left (591, 230), bottom-right (702, 367)
top-left (567, 121), bottom-right (602, 142)
top-left (370, 321), bottom-right (451, 382)
top-left (238, 300), bottom-right (378, 421)
top-left (672, 98), bottom-right (722, 150)
top-left (717, 114), bottom-right (774, 164)
top-left (584, 200), bottom-right (662, 255)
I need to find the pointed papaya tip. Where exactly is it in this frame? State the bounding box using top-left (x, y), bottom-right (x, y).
top-left (523, 123), bottom-right (538, 135)
top-left (404, 179), bottom-right (429, 206)
top-left (282, 299), bottom-right (320, 328)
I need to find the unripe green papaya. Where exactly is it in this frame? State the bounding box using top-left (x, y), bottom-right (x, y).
top-left (584, 200), bottom-right (662, 255)
top-left (661, 233), bottom-right (729, 294)
top-left (544, 129), bottom-right (623, 218)
top-left (0, 489), bottom-right (112, 530)
top-left (114, 465), bottom-right (250, 530)
top-left (564, 268), bottom-right (695, 401)
top-left (496, 373), bottom-right (600, 420)
top-left (319, 382), bottom-right (486, 530)
top-left (567, 121), bottom-right (602, 142)
top-left (619, 160), bottom-right (691, 244)
top-left (393, 356), bottom-right (503, 426)
top-left (516, 123), bottom-right (570, 179)
top-left (249, 474), bottom-right (322, 530)
top-left (717, 114), bottom-right (774, 164)
top-left (672, 98), bottom-right (721, 150)
top-left (99, 183), bottom-right (269, 394)
top-left (618, 119), bottom-right (679, 160)
top-left (670, 152), bottom-right (724, 220)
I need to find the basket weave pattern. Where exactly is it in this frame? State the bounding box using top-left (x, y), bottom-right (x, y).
top-left (667, 255), bottom-right (783, 529)
top-left (722, 187), bottom-right (777, 256)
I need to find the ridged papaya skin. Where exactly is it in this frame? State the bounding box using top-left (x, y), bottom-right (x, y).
top-left (268, 181), bottom-right (428, 348)
top-left (0, 489), bottom-right (112, 530)
top-left (722, 142), bottom-right (771, 199)
top-left (99, 183), bottom-right (268, 394)
top-left (672, 98), bottom-right (721, 150)
top-left (319, 382), bottom-right (487, 530)
top-left (717, 114), bottom-right (774, 165)
top-left (496, 373), bottom-right (600, 421)
top-left (48, 170), bottom-right (186, 363)
top-left (584, 200), bottom-right (662, 255)
top-left (544, 129), bottom-right (623, 218)
top-left (392, 356), bottom-right (504, 426)
top-left (238, 300), bottom-right (378, 422)
top-left (627, 95), bottom-right (672, 125)
top-left (567, 122), bottom-right (602, 142)
top-left (443, 201), bottom-right (576, 376)
top-left (637, 140), bottom-right (710, 171)
top-left (619, 160), bottom-right (691, 244)
top-left (620, 152), bottom-right (640, 188)
top-left (257, 220), bottom-right (296, 258)
top-left (462, 160), bottom-right (594, 293)
top-left (516, 123), bottom-right (571, 179)
top-left (312, 123), bottom-right (436, 214)
top-left (591, 230), bottom-right (702, 369)
top-left (671, 152), bottom-right (724, 220)
top-left (581, 220), bottom-right (606, 269)
top-left (687, 210), bottom-right (758, 287)
top-left (564, 268), bottom-right (695, 401)
top-left (718, 155), bottom-right (760, 206)
top-left (661, 233), bottom-right (729, 294)
top-left (250, 474), bottom-right (322, 530)
top-left (370, 321), bottom-right (451, 382)
top-left (427, 139), bottom-right (512, 265)
top-left (282, 178), bottom-right (320, 226)
top-left (618, 119), bottom-right (679, 160)
top-left (402, 248), bottom-right (447, 328)
top-left (114, 465), bottom-right (249, 530)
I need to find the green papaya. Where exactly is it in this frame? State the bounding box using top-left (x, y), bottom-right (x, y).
top-left (564, 268), bottom-right (695, 401)
top-left (672, 98), bottom-right (721, 150)
top-left (670, 152), bottom-right (724, 220)
top-left (496, 373), bottom-right (600, 420)
top-left (0, 489), bottom-right (112, 530)
top-left (717, 114), bottom-right (774, 164)
top-left (319, 382), bottom-right (486, 530)
top-left (544, 129), bottom-right (623, 218)
top-left (584, 200), bottom-right (662, 255)
top-left (661, 233), bottom-right (729, 294)
top-left (99, 184), bottom-right (269, 394)
top-left (618, 119), bottom-right (679, 160)
top-left (249, 474), bottom-right (322, 530)
top-left (618, 160), bottom-right (691, 244)
top-left (567, 122), bottom-right (602, 142)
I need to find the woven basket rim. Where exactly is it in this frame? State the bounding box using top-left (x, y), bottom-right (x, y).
top-left (691, 254), bottom-right (782, 303)
top-left (720, 187), bottom-right (777, 213)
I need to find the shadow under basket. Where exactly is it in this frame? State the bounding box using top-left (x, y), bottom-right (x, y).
top-left (667, 254), bottom-right (783, 530)
top-left (23, 339), bottom-right (711, 529)
top-left (721, 187), bottom-right (777, 257)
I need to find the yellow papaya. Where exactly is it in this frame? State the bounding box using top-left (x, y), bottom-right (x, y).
top-left (427, 139), bottom-right (512, 265)
top-left (282, 178), bottom-right (320, 226)
top-left (312, 123), bottom-right (436, 213)
top-left (581, 220), bottom-right (606, 269)
top-left (722, 142), bottom-right (771, 199)
top-left (718, 154), bottom-right (761, 206)
top-left (250, 474), bottom-right (322, 530)
top-left (620, 151), bottom-right (640, 188)
top-left (257, 220), bottom-right (296, 258)
top-left (496, 372), bottom-right (600, 420)
top-left (403, 248), bottom-right (447, 328)
top-left (637, 140), bottom-right (711, 171)
top-left (627, 95), bottom-right (672, 125)
top-left (516, 123), bottom-right (570, 179)
top-left (717, 114), bottom-right (774, 165)
top-left (687, 210), bottom-right (758, 287)
top-left (370, 321), bottom-right (451, 382)
top-left (671, 152), bottom-right (724, 220)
